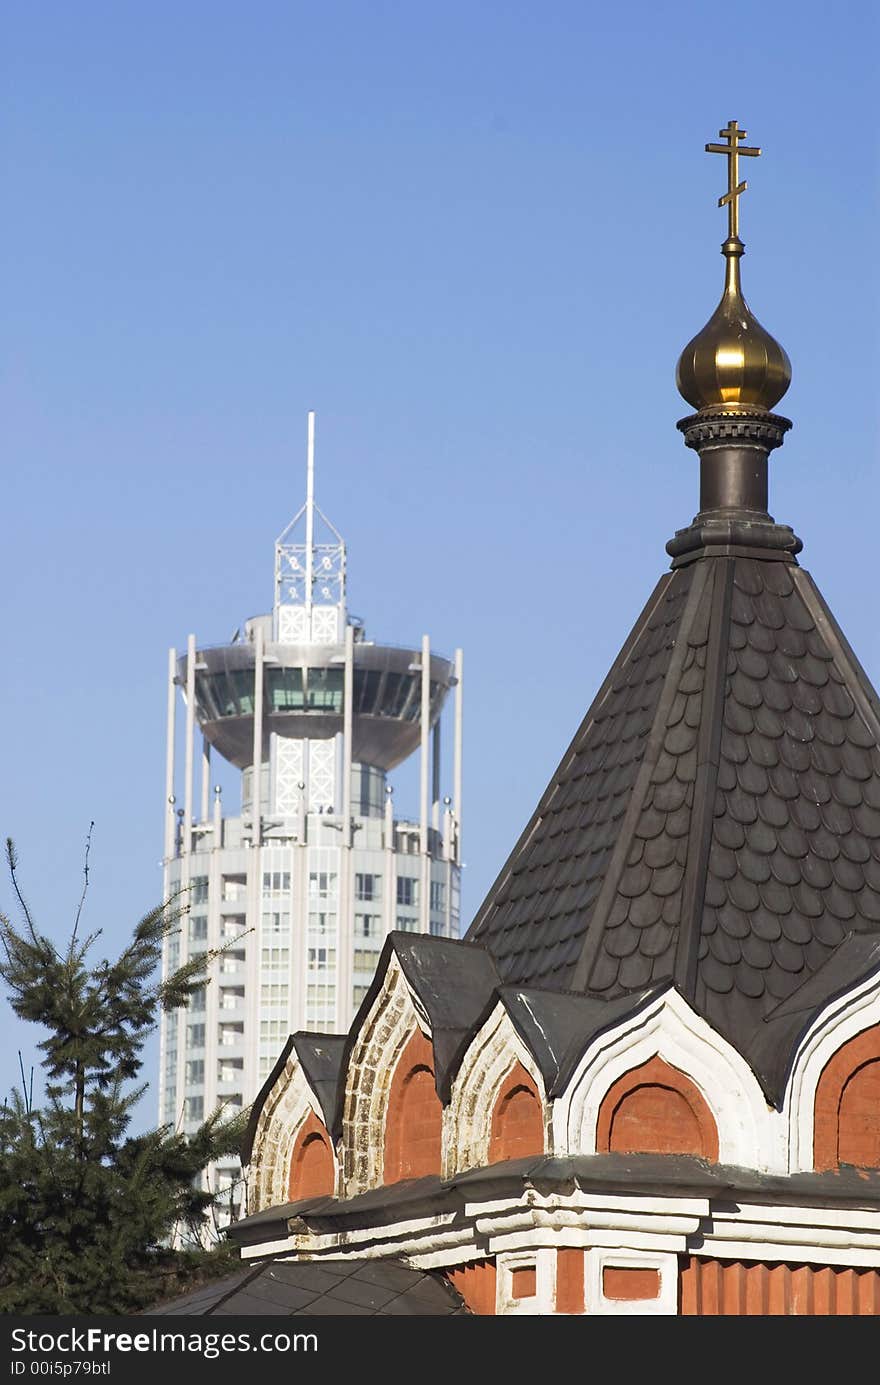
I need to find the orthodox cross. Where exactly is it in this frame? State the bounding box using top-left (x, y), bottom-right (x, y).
top-left (706, 120), bottom-right (760, 240)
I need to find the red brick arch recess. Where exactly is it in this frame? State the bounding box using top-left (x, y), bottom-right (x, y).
top-left (488, 1062), bottom-right (544, 1163)
top-left (383, 1030), bottom-right (443, 1183)
top-left (595, 1056), bottom-right (719, 1160)
top-left (287, 1110), bottom-right (335, 1201)
top-left (813, 1023), bottom-right (880, 1171)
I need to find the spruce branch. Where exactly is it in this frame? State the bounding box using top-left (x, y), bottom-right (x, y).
top-left (71, 822), bottom-right (95, 943)
top-left (5, 838), bottom-right (44, 950)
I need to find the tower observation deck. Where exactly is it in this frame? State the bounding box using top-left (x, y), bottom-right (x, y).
top-left (157, 414), bottom-right (463, 1223)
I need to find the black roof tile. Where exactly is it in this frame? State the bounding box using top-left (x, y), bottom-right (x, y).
top-left (144, 1258), bottom-right (468, 1317)
top-left (460, 546), bottom-right (880, 1091)
top-left (240, 1032), bottom-right (347, 1165)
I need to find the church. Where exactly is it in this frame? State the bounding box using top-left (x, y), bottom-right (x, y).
top-left (158, 124), bottom-right (880, 1317)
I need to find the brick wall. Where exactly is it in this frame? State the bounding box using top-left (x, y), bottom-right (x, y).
top-left (814, 1023), bottom-right (880, 1171)
top-left (288, 1110), bottom-right (335, 1200)
top-left (488, 1062), bottom-right (544, 1162)
top-left (383, 1030), bottom-right (443, 1183)
top-left (680, 1258), bottom-right (880, 1315)
top-left (596, 1056), bottom-right (718, 1160)
top-left (448, 1260), bottom-right (497, 1315)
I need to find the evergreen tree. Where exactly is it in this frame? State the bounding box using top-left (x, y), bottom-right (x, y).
top-left (0, 834), bottom-right (247, 1314)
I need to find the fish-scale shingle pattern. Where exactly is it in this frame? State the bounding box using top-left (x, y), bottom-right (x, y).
top-left (587, 565), bottom-right (715, 994)
top-left (695, 558), bottom-right (880, 1042)
top-left (469, 567), bottom-right (694, 987)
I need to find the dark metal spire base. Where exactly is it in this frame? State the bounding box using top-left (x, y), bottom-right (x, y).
top-left (666, 516), bottom-right (803, 566)
top-left (669, 405), bottom-right (800, 564)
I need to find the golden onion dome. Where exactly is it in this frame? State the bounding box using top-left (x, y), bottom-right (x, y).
top-left (675, 235), bottom-right (791, 412)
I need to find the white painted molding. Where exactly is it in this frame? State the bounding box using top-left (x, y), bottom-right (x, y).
top-left (557, 988), bottom-right (783, 1171)
top-left (444, 1001), bottom-right (546, 1178)
top-left (341, 954), bottom-right (427, 1195)
top-left (249, 1057), bottom-right (334, 1211)
top-left (586, 1249), bottom-right (679, 1316)
top-left (496, 1248), bottom-right (556, 1316)
top-left (785, 970), bottom-right (880, 1173)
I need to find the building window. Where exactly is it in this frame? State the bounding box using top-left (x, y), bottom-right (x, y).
top-left (353, 948), bottom-right (379, 972)
top-left (309, 871), bottom-right (338, 900)
top-left (260, 1019), bottom-right (287, 1046)
top-left (184, 1096), bottom-right (204, 1123)
top-left (308, 910), bottom-right (336, 936)
top-left (188, 988), bottom-right (206, 1013)
top-left (189, 914), bottom-right (208, 942)
top-left (191, 876), bottom-right (209, 904)
top-left (353, 984), bottom-right (370, 1006)
top-left (263, 910), bottom-right (290, 933)
top-left (260, 982), bottom-right (289, 1004)
top-left (185, 1059), bottom-right (204, 1085)
top-left (305, 984), bottom-right (336, 1006)
top-left (218, 1059), bottom-right (243, 1083)
top-left (430, 881), bottom-right (445, 912)
top-left (396, 916), bottom-right (419, 932)
top-left (221, 874), bottom-right (247, 903)
top-left (261, 946), bottom-right (290, 966)
top-left (307, 946), bottom-right (336, 970)
top-left (222, 915), bottom-right (246, 937)
top-left (187, 1023), bottom-right (205, 1049)
top-left (220, 988), bottom-right (244, 1010)
top-left (219, 1023), bottom-right (243, 1045)
top-left (262, 871), bottom-right (291, 895)
top-left (306, 667), bottom-right (343, 711)
top-left (355, 873), bottom-right (381, 902)
top-left (397, 877), bottom-right (418, 907)
top-left (356, 912), bottom-right (381, 939)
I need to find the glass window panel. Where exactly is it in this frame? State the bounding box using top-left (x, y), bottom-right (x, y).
top-left (397, 877), bottom-right (418, 907)
top-left (306, 667), bottom-right (343, 711)
top-left (266, 667), bottom-right (304, 710)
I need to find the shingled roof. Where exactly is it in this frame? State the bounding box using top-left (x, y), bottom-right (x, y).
top-left (466, 538), bottom-right (880, 1092)
top-left (144, 1256), bottom-right (468, 1316)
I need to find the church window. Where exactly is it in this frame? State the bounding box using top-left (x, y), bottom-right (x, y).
top-left (488, 1063), bottom-right (544, 1163)
top-left (596, 1057), bottom-right (718, 1161)
top-left (383, 1031), bottom-right (442, 1183)
top-left (814, 1024), bottom-right (880, 1171)
top-left (288, 1113), bottom-right (335, 1201)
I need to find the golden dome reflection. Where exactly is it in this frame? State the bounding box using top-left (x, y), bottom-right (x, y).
top-left (675, 235), bottom-right (792, 412)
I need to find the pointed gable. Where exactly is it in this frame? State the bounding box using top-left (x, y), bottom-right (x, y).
top-left (466, 548), bottom-right (880, 1074)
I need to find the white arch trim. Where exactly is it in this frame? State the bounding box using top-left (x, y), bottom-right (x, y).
top-left (786, 969), bottom-right (880, 1173)
top-left (341, 954), bottom-right (431, 1195)
top-left (557, 989), bottom-right (784, 1172)
top-left (445, 1001), bottom-right (546, 1179)
top-left (249, 1056), bottom-right (334, 1212)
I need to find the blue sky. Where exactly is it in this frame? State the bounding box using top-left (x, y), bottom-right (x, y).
top-left (2, 1), bottom-right (877, 1131)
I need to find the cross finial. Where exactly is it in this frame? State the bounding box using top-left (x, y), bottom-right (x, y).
top-left (705, 120), bottom-right (761, 240)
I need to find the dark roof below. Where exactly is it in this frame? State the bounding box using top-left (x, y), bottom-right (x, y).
top-left (144, 1257), bottom-right (468, 1317)
top-left (465, 552), bottom-right (880, 1085)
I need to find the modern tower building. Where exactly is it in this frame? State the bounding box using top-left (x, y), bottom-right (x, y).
top-left (157, 414), bottom-right (462, 1218)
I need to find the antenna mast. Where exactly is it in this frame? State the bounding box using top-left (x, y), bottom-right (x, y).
top-left (305, 410), bottom-right (316, 620)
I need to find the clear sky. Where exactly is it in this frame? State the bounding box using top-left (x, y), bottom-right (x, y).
top-left (2, 1), bottom-right (877, 1132)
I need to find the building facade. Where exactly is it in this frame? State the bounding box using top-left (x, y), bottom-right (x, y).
top-left (157, 414), bottom-right (462, 1220)
top-left (193, 125), bottom-right (880, 1315)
